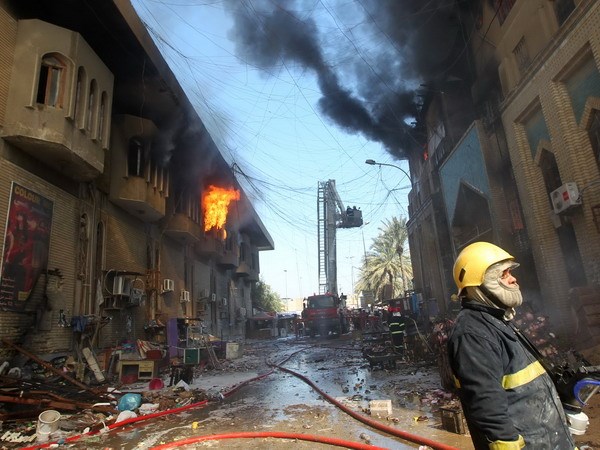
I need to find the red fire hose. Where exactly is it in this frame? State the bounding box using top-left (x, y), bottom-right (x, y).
top-left (269, 361), bottom-right (459, 450)
top-left (20, 370), bottom-right (275, 450)
top-left (151, 431), bottom-right (388, 449)
top-left (22, 345), bottom-right (458, 450)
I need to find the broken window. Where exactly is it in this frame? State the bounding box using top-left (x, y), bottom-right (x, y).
top-left (36, 53), bottom-right (65, 107)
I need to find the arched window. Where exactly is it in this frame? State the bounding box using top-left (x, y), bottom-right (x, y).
top-left (36, 53), bottom-right (66, 107)
top-left (128, 137), bottom-right (146, 177)
top-left (86, 79), bottom-right (98, 132)
top-left (73, 67), bottom-right (86, 126)
top-left (98, 91), bottom-right (108, 143)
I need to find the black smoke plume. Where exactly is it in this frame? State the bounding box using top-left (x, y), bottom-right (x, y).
top-left (224, 0), bottom-right (473, 159)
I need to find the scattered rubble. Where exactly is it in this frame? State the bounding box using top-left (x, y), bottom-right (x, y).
top-left (0, 320), bottom-right (598, 448)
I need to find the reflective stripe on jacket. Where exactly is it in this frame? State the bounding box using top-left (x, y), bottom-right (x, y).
top-left (447, 301), bottom-right (576, 450)
top-left (388, 318), bottom-right (406, 336)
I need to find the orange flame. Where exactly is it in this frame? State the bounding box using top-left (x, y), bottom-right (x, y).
top-left (203, 185), bottom-right (240, 233)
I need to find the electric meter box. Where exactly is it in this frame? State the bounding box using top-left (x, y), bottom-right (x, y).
top-left (550, 182), bottom-right (581, 214)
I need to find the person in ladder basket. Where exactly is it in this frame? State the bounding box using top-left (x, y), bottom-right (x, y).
top-left (447, 241), bottom-right (576, 450)
top-left (388, 311), bottom-right (407, 357)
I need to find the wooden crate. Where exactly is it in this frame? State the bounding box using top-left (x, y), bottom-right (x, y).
top-left (440, 407), bottom-right (466, 434)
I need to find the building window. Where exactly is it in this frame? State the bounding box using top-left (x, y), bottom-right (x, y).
top-left (225, 233), bottom-right (234, 252)
top-left (74, 67), bottom-right (86, 125)
top-left (513, 37), bottom-right (531, 75)
top-left (494, 0), bottom-right (515, 25)
top-left (86, 80), bottom-right (98, 132)
top-left (554, 0), bottom-right (575, 26)
top-left (98, 92), bottom-right (108, 143)
top-left (427, 121), bottom-right (445, 157)
top-left (524, 105), bottom-right (550, 159)
top-left (239, 243), bottom-right (246, 262)
top-left (128, 137), bottom-right (146, 177)
top-left (36, 54), bottom-right (66, 107)
top-left (589, 109), bottom-right (600, 171)
top-left (564, 55), bottom-right (600, 124)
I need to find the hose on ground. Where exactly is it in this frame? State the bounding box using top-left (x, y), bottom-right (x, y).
top-left (22, 342), bottom-right (457, 450)
top-left (151, 431), bottom-right (388, 449)
top-left (269, 359), bottom-right (459, 450)
top-left (20, 369), bottom-right (275, 450)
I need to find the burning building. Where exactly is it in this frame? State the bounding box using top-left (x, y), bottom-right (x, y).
top-left (0, 0), bottom-right (273, 364)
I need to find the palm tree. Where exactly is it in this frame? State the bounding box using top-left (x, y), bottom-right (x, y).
top-left (356, 217), bottom-right (412, 304)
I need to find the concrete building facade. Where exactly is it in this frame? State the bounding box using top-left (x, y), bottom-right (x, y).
top-left (0, 0), bottom-right (273, 359)
top-left (407, 0), bottom-right (600, 346)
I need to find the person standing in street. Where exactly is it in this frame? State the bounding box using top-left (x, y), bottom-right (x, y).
top-left (388, 311), bottom-right (407, 357)
top-left (447, 241), bottom-right (576, 449)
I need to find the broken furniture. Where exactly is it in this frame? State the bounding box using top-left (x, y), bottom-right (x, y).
top-left (118, 359), bottom-right (157, 383)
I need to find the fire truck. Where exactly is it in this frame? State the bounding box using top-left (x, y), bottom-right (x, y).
top-left (300, 180), bottom-right (361, 337)
top-left (302, 292), bottom-right (348, 337)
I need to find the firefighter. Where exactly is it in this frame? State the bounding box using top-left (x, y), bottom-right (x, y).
top-left (447, 241), bottom-right (576, 449)
top-left (388, 311), bottom-right (407, 356)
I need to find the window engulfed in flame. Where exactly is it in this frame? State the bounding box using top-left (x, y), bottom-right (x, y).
top-left (202, 185), bottom-right (240, 234)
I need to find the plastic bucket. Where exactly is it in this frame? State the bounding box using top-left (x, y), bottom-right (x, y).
top-left (567, 411), bottom-right (589, 435)
top-left (37, 410), bottom-right (60, 441)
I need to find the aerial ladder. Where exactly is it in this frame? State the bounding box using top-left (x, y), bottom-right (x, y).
top-left (317, 180), bottom-right (363, 295)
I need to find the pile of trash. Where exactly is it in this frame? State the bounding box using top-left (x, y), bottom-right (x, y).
top-left (0, 380), bottom-right (213, 446)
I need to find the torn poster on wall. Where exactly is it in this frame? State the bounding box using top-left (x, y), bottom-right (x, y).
top-left (0, 182), bottom-right (53, 311)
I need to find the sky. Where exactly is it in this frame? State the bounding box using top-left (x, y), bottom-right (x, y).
top-left (129, 0), bottom-right (434, 302)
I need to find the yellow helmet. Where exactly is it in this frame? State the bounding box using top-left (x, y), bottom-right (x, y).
top-left (453, 242), bottom-right (515, 296)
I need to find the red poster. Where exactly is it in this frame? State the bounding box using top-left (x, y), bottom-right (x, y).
top-left (0, 183), bottom-right (53, 311)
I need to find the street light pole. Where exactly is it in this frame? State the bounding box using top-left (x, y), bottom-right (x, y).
top-left (365, 159), bottom-right (412, 184)
top-left (366, 160), bottom-right (411, 297)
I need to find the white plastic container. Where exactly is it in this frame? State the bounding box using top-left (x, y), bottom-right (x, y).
top-left (37, 410), bottom-right (60, 442)
top-left (566, 411), bottom-right (589, 435)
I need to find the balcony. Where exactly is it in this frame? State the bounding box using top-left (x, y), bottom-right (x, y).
top-left (3, 121), bottom-right (106, 182)
top-left (162, 213), bottom-right (201, 244)
top-left (217, 249), bottom-right (239, 269)
top-left (195, 235), bottom-right (222, 258)
top-left (236, 261), bottom-right (258, 281)
top-left (110, 176), bottom-right (166, 222)
top-left (3, 19), bottom-right (113, 182)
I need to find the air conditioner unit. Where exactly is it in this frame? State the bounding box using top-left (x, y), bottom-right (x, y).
top-left (211, 293), bottom-right (217, 302)
top-left (162, 279), bottom-right (174, 292)
top-left (550, 182), bottom-right (581, 214)
top-left (180, 290), bottom-right (190, 302)
top-left (112, 276), bottom-right (125, 295)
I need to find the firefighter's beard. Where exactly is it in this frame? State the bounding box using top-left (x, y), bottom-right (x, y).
top-left (482, 262), bottom-right (523, 310)
top-left (465, 284), bottom-right (521, 322)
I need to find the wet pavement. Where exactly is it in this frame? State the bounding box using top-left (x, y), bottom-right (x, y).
top-left (62, 337), bottom-right (474, 449)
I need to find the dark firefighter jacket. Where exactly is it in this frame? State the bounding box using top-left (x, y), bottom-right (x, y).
top-left (388, 315), bottom-right (407, 351)
top-left (447, 301), bottom-right (576, 449)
